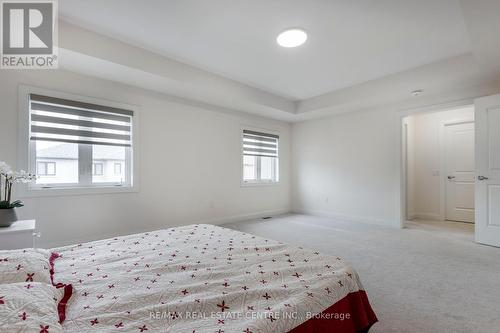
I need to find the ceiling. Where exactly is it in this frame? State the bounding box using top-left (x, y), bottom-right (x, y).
top-left (59, 0), bottom-right (472, 101)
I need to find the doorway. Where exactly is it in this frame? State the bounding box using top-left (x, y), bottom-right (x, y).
top-left (402, 106), bottom-right (475, 225)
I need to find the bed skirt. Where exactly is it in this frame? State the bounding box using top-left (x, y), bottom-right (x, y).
top-left (289, 290), bottom-right (377, 333)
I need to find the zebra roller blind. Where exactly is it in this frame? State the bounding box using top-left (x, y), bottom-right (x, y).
top-left (29, 94), bottom-right (133, 147)
top-left (242, 129), bottom-right (279, 158)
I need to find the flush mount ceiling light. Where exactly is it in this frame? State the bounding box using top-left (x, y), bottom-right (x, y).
top-left (277, 28), bottom-right (308, 48)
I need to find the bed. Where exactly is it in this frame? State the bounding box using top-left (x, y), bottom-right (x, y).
top-left (2, 224), bottom-right (377, 332)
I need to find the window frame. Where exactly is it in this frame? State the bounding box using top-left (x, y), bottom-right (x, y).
top-left (37, 161), bottom-right (56, 176)
top-left (18, 85), bottom-right (140, 198)
top-left (92, 162), bottom-right (104, 176)
top-left (114, 162), bottom-right (122, 175)
top-left (240, 126), bottom-right (280, 186)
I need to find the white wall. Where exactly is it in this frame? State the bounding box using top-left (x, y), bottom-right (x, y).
top-left (290, 104), bottom-right (477, 227)
top-left (409, 107), bottom-right (474, 220)
top-left (291, 109), bottom-right (399, 225)
top-left (0, 70), bottom-right (291, 248)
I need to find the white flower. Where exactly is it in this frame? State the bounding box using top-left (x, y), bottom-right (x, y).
top-left (12, 170), bottom-right (37, 183)
top-left (0, 161), bottom-right (12, 176)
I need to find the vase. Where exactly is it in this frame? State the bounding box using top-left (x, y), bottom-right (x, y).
top-left (0, 208), bottom-right (18, 227)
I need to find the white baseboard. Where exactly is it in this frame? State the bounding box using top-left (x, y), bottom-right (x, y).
top-left (195, 208), bottom-right (291, 226)
top-left (39, 208), bottom-right (291, 249)
top-left (413, 212), bottom-right (444, 221)
top-left (293, 208), bottom-right (399, 228)
top-left (407, 213), bottom-right (417, 221)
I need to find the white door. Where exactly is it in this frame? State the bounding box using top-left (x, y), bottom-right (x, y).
top-left (445, 122), bottom-right (475, 223)
top-left (475, 94), bottom-right (500, 247)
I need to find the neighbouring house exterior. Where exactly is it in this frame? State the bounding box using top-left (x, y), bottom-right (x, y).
top-left (36, 143), bottom-right (125, 185)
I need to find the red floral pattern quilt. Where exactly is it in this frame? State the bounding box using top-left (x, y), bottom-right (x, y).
top-left (0, 282), bottom-right (64, 333)
top-left (52, 224), bottom-right (370, 332)
top-left (0, 248), bottom-right (52, 284)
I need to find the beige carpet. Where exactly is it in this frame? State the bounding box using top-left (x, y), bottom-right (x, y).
top-left (223, 214), bottom-right (499, 333)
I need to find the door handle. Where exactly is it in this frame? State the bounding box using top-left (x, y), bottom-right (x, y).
top-left (478, 176), bottom-right (489, 181)
top-left (447, 176), bottom-right (455, 180)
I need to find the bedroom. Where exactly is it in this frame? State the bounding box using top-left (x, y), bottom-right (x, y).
top-left (0, 1), bottom-right (499, 332)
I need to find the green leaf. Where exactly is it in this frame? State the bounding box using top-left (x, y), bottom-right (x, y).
top-left (10, 200), bottom-right (24, 208)
top-left (0, 200), bottom-right (24, 209)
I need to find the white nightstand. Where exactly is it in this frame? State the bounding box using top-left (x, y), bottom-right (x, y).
top-left (0, 220), bottom-right (37, 250)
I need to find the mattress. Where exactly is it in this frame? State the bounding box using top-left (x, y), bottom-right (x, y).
top-left (50, 224), bottom-right (377, 332)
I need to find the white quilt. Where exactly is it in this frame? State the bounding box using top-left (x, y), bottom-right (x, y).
top-left (52, 224), bottom-right (365, 333)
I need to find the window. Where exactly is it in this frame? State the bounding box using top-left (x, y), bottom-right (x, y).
top-left (28, 93), bottom-right (134, 191)
top-left (37, 161), bottom-right (56, 176)
top-left (92, 163), bottom-right (103, 176)
top-left (114, 163), bottom-right (122, 175)
top-left (34, 141), bottom-right (78, 184)
top-left (242, 129), bottom-right (279, 184)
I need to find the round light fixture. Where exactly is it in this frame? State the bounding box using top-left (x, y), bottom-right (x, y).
top-left (277, 29), bottom-right (308, 48)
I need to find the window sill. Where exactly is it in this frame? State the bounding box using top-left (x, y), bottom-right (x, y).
top-left (241, 181), bottom-right (280, 187)
top-left (19, 185), bottom-right (138, 198)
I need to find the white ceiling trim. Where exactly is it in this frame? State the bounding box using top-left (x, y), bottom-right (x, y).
top-left (58, 49), bottom-right (298, 122)
top-left (58, 0), bottom-right (473, 100)
top-left (296, 54), bottom-right (487, 115)
top-left (460, 0), bottom-right (500, 76)
top-left (58, 13), bottom-right (500, 123)
top-left (59, 21), bottom-right (296, 120)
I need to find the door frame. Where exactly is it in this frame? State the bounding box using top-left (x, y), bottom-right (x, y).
top-left (396, 98), bottom-right (474, 228)
top-left (439, 119), bottom-right (475, 222)
top-left (403, 122), bottom-right (409, 220)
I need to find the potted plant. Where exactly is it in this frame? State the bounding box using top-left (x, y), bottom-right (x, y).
top-left (0, 161), bottom-right (37, 227)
